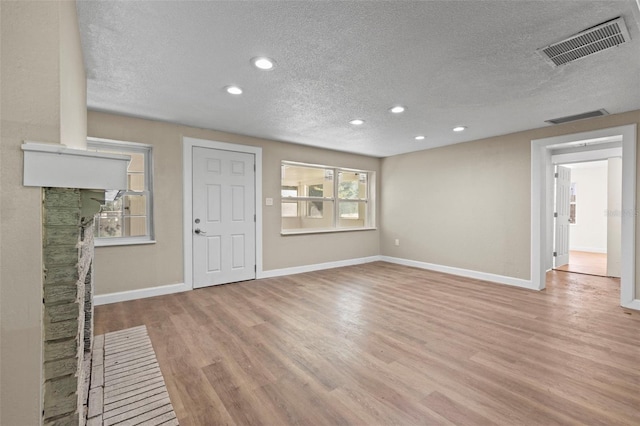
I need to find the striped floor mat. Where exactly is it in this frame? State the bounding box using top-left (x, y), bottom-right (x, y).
top-left (88, 325), bottom-right (178, 426)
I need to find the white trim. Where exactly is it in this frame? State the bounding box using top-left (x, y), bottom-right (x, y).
top-left (95, 256), bottom-right (539, 305)
top-left (281, 227), bottom-right (377, 236)
top-left (87, 138), bottom-right (155, 243)
top-left (568, 246), bottom-right (607, 254)
top-left (94, 282), bottom-right (190, 305)
top-left (381, 256), bottom-right (537, 290)
top-left (95, 239), bottom-right (157, 247)
top-left (281, 161), bottom-right (376, 231)
top-left (551, 147), bottom-right (621, 164)
top-left (622, 299), bottom-right (640, 311)
top-left (87, 136), bottom-right (153, 150)
top-left (182, 137), bottom-right (263, 289)
top-left (258, 256), bottom-right (382, 279)
top-left (531, 124), bottom-right (637, 306)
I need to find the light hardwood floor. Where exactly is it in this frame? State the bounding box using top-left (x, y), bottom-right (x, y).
top-left (555, 250), bottom-right (608, 277)
top-left (95, 262), bottom-right (640, 425)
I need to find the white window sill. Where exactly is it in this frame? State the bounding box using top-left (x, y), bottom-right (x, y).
top-left (281, 227), bottom-right (377, 236)
top-left (95, 238), bottom-right (156, 247)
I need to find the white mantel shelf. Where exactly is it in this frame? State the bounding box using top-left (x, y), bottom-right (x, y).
top-left (22, 142), bottom-right (130, 190)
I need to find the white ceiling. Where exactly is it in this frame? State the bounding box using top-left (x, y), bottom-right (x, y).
top-left (77, 1), bottom-right (640, 158)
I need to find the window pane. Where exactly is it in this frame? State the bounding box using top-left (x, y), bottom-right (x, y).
top-left (128, 153), bottom-right (145, 173)
top-left (282, 202), bottom-right (298, 217)
top-left (281, 185), bottom-right (298, 198)
top-left (95, 211), bottom-right (123, 238)
top-left (281, 201), bottom-right (335, 231)
top-left (101, 197), bottom-right (123, 213)
top-left (124, 216), bottom-right (147, 237)
top-left (339, 201), bottom-right (367, 228)
top-left (124, 194), bottom-right (146, 216)
top-left (128, 173), bottom-right (145, 191)
top-left (308, 183), bottom-right (324, 198)
top-left (338, 171), bottom-right (367, 199)
top-left (282, 165), bottom-right (334, 198)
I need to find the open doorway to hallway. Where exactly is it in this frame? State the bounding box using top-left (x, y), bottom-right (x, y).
top-left (531, 123), bottom-right (637, 310)
top-left (552, 159), bottom-right (621, 277)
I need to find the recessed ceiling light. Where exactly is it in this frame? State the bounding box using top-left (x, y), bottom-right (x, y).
top-left (390, 106), bottom-right (405, 114)
top-left (349, 119), bottom-right (365, 125)
top-left (415, 135), bottom-right (425, 140)
top-left (453, 126), bottom-right (466, 132)
top-left (225, 85), bottom-right (243, 95)
top-left (251, 57), bottom-right (275, 70)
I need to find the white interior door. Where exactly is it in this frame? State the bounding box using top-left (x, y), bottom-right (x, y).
top-left (192, 147), bottom-right (255, 288)
top-left (554, 165), bottom-right (571, 267)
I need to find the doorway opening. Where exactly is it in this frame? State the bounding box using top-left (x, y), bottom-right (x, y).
top-left (531, 124), bottom-right (637, 310)
top-left (552, 159), bottom-right (621, 278)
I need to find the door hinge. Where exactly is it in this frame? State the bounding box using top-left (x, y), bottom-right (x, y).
top-left (255, 265), bottom-right (257, 272)
top-left (254, 164), bottom-right (256, 171)
top-left (254, 214), bottom-right (256, 222)
top-left (554, 212), bottom-right (558, 218)
top-left (554, 172), bottom-right (558, 178)
top-left (553, 251), bottom-right (557, 257)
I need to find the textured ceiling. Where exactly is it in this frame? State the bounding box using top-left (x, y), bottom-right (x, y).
top-left (77, 1), bottom-right (640, 157)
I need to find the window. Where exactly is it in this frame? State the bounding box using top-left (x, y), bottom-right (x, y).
top-left (87, 138), bottom-right (154, 245)
top-left (569, 182), bottom-right (577, 224)
top-left (281, 161), bottom-right (375, 234)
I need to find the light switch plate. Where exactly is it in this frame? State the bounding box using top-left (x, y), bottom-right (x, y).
top-left (265, 197), bottom-right (273, 206)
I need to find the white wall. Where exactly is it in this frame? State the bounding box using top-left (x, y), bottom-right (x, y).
top-left (567, 162), bottom-right (608, 253)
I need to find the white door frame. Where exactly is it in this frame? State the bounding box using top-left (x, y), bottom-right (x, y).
top-left (183, 137), bottom-right (263, 289)
top-left (531, 124), bottom-right (638, 309)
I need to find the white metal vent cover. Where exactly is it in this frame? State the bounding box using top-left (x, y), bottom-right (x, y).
top-left (538, 17), bottom-right (630, 67)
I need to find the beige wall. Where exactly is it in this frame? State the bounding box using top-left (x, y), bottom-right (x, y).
top-left (59, 0), bottom-right (87, 149)
top-left (1, 1), bottom-right (87, 423)
top-left (381, 129), bottom-right (531, 279)
top-left (88, 111), bottom-right (381, 295)
top-left (381, 110), bottom-right (640, 292)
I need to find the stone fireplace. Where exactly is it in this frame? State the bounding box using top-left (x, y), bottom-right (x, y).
top-left (22, 142), bottom-right (130, 425)
top-left (42, 188), bottom-right (103, 425)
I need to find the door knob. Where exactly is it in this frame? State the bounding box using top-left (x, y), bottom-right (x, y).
top-left (194, 228), bottom-right (207, 235)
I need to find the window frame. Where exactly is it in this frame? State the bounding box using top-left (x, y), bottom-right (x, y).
top-left (280, 161), bottom-right (376, 235)
top-left (87, 137), bottom-right (156, 246)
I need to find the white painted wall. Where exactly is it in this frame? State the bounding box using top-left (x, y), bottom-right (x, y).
top-left (567, 161), bottom-right (608, 253)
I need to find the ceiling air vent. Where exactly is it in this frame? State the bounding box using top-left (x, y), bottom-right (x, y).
top-left (545, 109), bottom-right (609, 125)
top-left (538, 17), bottom-right (630, 67)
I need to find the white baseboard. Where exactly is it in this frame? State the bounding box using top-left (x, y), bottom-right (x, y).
top-left (570, 246), bottom-right (607, 254)
top-left (380, 256), bottom-right (538, 291)
top-left (622, 299), bottom-right (640, 311)
top-left (258, 255), bottom-right (383, 279)
top-left (94, 282), bottom-right (191, 306)
top-left (95, 255), bottom-right (539, 305)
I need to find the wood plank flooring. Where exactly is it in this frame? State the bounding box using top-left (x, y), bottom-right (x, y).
top-left (95, 261), bottom-right (640, 425)
top-left (555, 250), bottom-right (608, 276)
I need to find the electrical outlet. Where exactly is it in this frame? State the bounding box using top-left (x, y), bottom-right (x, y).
top-left (394, 239), bottom-right (400, 246)
top-left (265, 197), bottom-right (273, 206)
